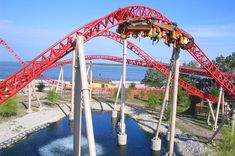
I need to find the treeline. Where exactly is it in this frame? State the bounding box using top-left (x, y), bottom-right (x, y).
top-left (141, 52), bottom-right (235, 114)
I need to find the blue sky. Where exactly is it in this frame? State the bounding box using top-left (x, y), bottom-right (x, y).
top-left (1, 0), bottom-right (235, 64)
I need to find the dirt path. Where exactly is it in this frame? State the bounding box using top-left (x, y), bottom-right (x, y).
top-left (176, 115), bottom-right (221, 142)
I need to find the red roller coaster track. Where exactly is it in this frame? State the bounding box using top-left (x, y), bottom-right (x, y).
top-left (0, 34), bottom-right (218, 103)
top-left (0, 36), bottom-right (217, 103)
top-left (2, 37), bottom-right (233, 80)
top-left (0, 38), bottom-right (25, 65)
top-left (0, 38), bottom-right (59, 86)
top-left (52, 55), bottom-right (233, 79)
top-left (50, 53), bottom-right (218, 103)
top-left (0, 6), bottom-right (234, 104)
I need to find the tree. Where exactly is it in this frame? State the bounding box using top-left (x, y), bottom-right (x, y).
top-left (213, 53), bottom-right (235, 73)
top-left (129, 82), bottom-right (136, 88)
top-left (47, 89), bottom-right (58, 104)
top-left (147, 93), bottom-right (161, 109)
top-left (225, 52), bottom-right (235, 73)
top-left (213, 54), bottom-right (227, 72)
top-left (0, 96), bottom-right (18, 117)
top-left (141, 69), bottom-right (166, 88)
top-left (185, 60), bottom-right (200, 68)
top-left (37, 82), bottom-right (45, 92)
top-left (177, 87), bottom-right (190, 112)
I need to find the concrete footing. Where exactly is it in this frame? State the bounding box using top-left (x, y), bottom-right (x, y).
top-left (151, 137), bottom-right (162, 151)
top-left (213, 126), bottom-right (218, 131)
top-left (118, 133), bottom-right (127, 145)
top-left (112, 110), bottom-right (118, 118)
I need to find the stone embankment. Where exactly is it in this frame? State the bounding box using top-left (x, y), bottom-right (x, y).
top-left (0, 102), bottom-right (70, 150)
top-left (0, 123), bottom-right (49, 150)
top-left (90, 100), bottom-right (212, 156)
top-left (0, 98), bottom-right (212, 155)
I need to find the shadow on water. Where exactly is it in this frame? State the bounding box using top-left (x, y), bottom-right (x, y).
top-left (0, 112), bottom-right (180, 156)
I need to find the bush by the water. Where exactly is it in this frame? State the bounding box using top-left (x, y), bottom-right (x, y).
top-left (129, 82), bottom-right (136, 88)
top-left (0, 96), bottom-right (19, 117)
top-left (37, 82), bottom-right (45, 92)
top-left (147, 93), bottom-right (161, 109)
top-left (111, 88), bottom-right (133, 100)
top-left (163, 101), bottom-right (171, 121)
top-left (47, 89), bottom-right (58, 104)
top-left (177, 87), bottom-right (190, 112)
top-left (111, 89), bottom-right (121, 100)
top-left (216, 126), bottom-right (235, 156)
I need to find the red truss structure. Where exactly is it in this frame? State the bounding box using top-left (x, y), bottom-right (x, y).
top-left (0, 36), bottom-right (218, 103)
top-left (0, 6), bottom-right (234, 104)
top-left (52, 55), bottom-right (234, 79)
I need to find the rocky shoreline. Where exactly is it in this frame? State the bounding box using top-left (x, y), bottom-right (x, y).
top-left (0, 123), bottom-right (50, 150)
top-left (0, 99), bottom-right (213, 155)
top-left (90, 100), bottom-right (213, 156)
top-left (0, 103), bottom-right (70, 151)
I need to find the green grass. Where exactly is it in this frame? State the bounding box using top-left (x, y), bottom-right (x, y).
top-left (215, 126), bottom-right (235, 156)
top-left (126, 98), bottom-right (147, 106)
top-left (175, 121), bottom-right (188, 133)
top-left (47, 89), bottom-right (58, 104)
top-left (0, 96), bottom-right (19, 117)
top-left (0, 97), bottom-right (27, 123)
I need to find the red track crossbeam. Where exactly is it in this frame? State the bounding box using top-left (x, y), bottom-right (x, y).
top-left (0, 6), bottom-right (233, 104)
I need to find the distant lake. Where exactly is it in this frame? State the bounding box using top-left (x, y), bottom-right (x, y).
top-left (0, 62), bottom-right (149, 81)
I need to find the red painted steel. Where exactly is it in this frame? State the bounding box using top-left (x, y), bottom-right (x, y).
top-left (49, 31), bottom-right (219, 104)
top-left (0, 38), bottom-right (62, 87)
top-left (2, 37), bottom-right (234, 80)
top-left (52, 55), bottom-right (235, 79)
top-left (0, 5), bottom-right (233, 104)
top-left (0, 38), bottom-right (25, 65)
top-left (1, 36), bottom-right (219, 102)
top-left (98, 31), bottom-right (218, 103)
top-left (187, 43), bottom-right (235, 99)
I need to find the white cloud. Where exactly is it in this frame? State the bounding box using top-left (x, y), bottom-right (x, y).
top-left (183, 24), bottom-right (235, 38)
top-left (0, 19), bottom-right (14, 29)
top-left (0, 19), bottom-right (73, 48)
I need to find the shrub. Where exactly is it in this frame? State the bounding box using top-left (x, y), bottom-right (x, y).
top-left (147, 93), bottom-right (161, 110)
top-left (111, 90), bottom-right (117, 100)
top-left (125, 89), bottom-right (132, 99)
top-left (0, 96), bottom-right (18, 117)
top-left (177, 87), bottom-right (190, 112)
top-left (216, 126), bottom-right (235, 156)
top-left (139, 90), bottom-right (145, 100)
top-left (47, 89), bottom-right (58, 104)
top-left (111, 89), bottom-right (121, 100)
top-left (141, 69), bottom-right (166, 88)
top-left (163, 100), bottom-right (172, 121)
top-left (37, 82), bottom-right (45, 92)
top-left (129, 82), bottom-right (136, 88)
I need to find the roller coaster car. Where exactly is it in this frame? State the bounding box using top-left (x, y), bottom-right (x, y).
top-left (116, 18), bottom-right (150, 34)
top-left (116, 18), bottom-right (194, 50)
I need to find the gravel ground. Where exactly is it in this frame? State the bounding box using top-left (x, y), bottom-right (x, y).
top-left (0, 100), bottom-right (70, 143)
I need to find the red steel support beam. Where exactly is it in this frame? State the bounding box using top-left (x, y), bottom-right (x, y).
top-left (0, 5), bottom-right (233, 104)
